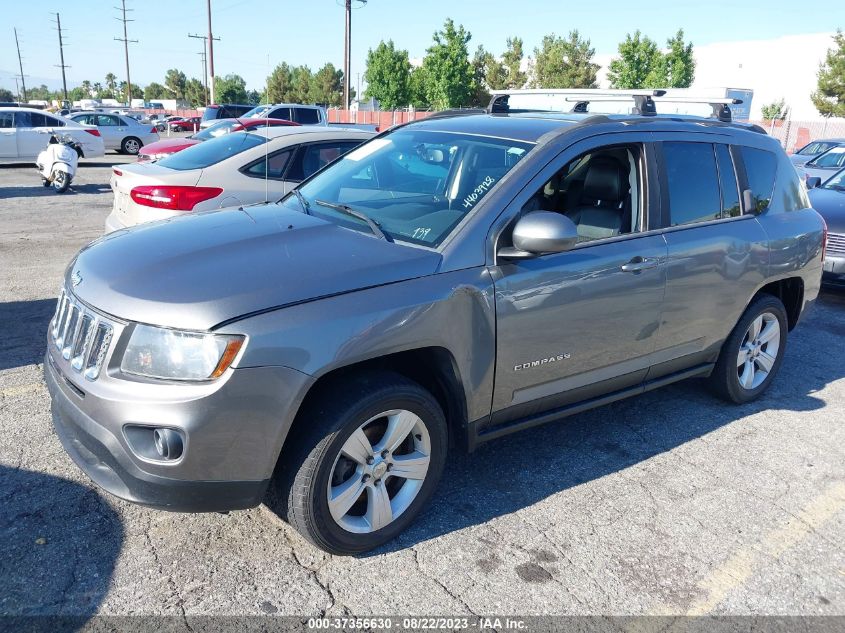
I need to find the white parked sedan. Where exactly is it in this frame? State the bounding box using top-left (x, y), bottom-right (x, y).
top-left (68, 111), bottom-right (159, 155)
top-left (0, 107), bottom-right (105, 163)
top-left (105, 126), bottom-right (373, 233)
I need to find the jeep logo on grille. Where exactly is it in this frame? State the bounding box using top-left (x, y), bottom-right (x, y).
top-left (71, 270), bottom-right (82, 287)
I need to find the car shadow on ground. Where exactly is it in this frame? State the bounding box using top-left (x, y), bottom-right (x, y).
top-left (367, 286), bottom-right (845, 555)
top-left (0, 299), bottom-right (56, 371)
top-left (0, 183), bottom-right (111, 200)
top-left (0, 465), bottom-right (123, 623)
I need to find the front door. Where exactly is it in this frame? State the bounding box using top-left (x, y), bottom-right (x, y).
top-left (0, 111), bottom-right (16, 159)
top-left (490, 138), bottom-right (667, 425)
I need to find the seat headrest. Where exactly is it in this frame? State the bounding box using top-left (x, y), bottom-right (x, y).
top-left (583, 157), bottom-right (626, 202)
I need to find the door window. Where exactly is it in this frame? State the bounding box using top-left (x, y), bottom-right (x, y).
top-left (243, 149), bottom-right (293, 179)
top-left (293, 108), bottom-right (320, 124)
top-left (663, 142), bottom-right (721, 226)
top-left (716, 144), bottom-right (741, 218)
top-left (96, 115), bottom-right (120, 126)
top-left (15, 112), bottom-right (52, 127)
top-left (0, 112), bottom-right (14, 128)
top-left (520, 144), bottom-right (643, 242)
top-left (268, 107), bottom-right (292, 121)
top-left (286, 141), bottom-right (361, 181)
top-left (740, 147), bottom-right (777, 212)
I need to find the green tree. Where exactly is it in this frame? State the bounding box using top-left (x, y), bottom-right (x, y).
top-left (27, 84), bottom-right (55, 101)
top-left (661, 29), bottom-right (695, 88)
top-left (812, 30), bottom-right (845, 118)
top-left (68, 86), bottom-right (85, 101)
top-left (364, 40), bottom-right (412, 109)
top-left (290, 66), bottom-right (313, 103)
top-left (214, 74), bottom-right (248, 103)
top-left (607, 31), bottom-right (663, 88)
top-left (311, 63), bottom-right (344, 106)
top-left (81, 80), bottom-right (92, 97)
top-left (761, 99), bottom-right (788, 121)
top-left (104, 73), bottom-right (118, 98)
top-left (266, 62), bottom-right (294, 103)
top-left (184, 78), bottom-right (206, 107)
top-left (408, 66), bottom-right (430, 109)
top-left (164, 68), bottom-right (187, 99)
top-left (144, 82), bottom-right (169, 100)
top-left (470, 46), bottom-right (495, 106)
top-left (502, 37), bottom-right (527, 88)
top-left (119, 81), bottom-right (142, 100)
top-left (421, 18), bottom-right (476, 109)
top-left (0, 87), bottom-right (15, 101)
top-left (246, 89), bottom-right (261, 105)
top-left (532, 31), bottom-right (599, 89)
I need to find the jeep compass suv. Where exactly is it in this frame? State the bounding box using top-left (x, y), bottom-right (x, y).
top-left (45, 90), bottom-right (825, 554)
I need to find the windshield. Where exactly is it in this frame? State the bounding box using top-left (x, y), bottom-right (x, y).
top-left (822, 168), bottom-right (845, 190)
top-left (242, 105), bottom-right (271, 118)
top-left (156, 131), bottom-right (266, 171)
top-left (200, 107), bottom-right (221, 122)
top-left (811, 146), bottom-right (845, 168)
top-left (277, 129), bottom-right (533, 247)
top-left (192, 120), bottom-right (238, 140)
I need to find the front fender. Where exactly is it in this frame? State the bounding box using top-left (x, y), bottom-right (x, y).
top-left (218, 267), bottom-right (497, 424)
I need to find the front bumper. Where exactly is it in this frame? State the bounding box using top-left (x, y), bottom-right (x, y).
top-left (45, 349), bottom-right (312, 513)
top-left (822, 254), bottom-right (845, 280)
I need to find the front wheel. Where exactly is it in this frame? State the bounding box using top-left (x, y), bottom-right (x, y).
top-left (52, 170), bottom-right (70, 193)
top-left (709, 294), bottom-right (788, 404)
top-left (269, 372), bottom-right (448, 555)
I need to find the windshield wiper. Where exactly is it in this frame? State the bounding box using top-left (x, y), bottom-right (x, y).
top-left (291, 189), bottom-right (311, 214)
top-left (314, 199), bottom-right (393, 242)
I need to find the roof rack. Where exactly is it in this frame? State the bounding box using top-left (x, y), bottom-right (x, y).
top-left (488, 89), bottom-right (743, 122)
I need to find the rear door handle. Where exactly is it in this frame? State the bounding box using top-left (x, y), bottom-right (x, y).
top-left (621, 256), bottom-right (659, 272)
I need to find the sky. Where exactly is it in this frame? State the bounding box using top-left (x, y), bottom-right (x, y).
top-left (1, 0), bottom-right (844, 118)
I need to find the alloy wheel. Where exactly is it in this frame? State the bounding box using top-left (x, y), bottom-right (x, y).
top-left (736, 312), bottom-right (780, 390)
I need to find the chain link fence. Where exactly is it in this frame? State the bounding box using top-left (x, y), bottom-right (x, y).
top-left (747, 118), bottom-right (845, 153)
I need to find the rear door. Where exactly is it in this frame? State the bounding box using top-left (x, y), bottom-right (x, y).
top-left (96, 114), bottom-right (124, 150)
top-left (647, 136), bottom-right (769, 379)
top-left (0, 112), bottom-right (16, 159)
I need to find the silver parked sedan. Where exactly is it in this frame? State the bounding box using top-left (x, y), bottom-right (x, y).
top-left (68, 112), bottom-right (159, 155)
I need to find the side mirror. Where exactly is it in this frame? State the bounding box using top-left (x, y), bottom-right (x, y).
top-left (499, 211), bottom-right (579, 259)
top-left (806, 177), bottom-right (821, 190)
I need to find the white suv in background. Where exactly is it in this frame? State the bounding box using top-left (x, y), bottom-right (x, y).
top-left (242, 103), bottom-right (327, 126)
top-left (0, 107), bottom-right (105, 163)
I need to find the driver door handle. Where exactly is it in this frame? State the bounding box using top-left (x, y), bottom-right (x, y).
top-left (621, 256), bottom-right (659, 273)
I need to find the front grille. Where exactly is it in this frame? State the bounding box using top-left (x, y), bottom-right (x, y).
top-left (50, 289), bottom-right (114, 381)
top-left (828, 232), bottom-right (845, 258)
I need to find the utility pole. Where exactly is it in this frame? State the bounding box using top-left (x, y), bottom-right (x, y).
top-left (14, 28), bottom-right (27, 103)
top-left (206, 0), bottom-right (216, 104)
top-left (114, 0), bottom-right (138, 105)
top-left (341, 0), bottom-right (367, 111)
top-left (189, 33), bottom-right (218, 106)
top-left (52, 13), bottom-right (70, 100)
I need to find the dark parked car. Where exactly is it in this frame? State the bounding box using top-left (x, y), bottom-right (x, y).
top-left (199, 103), bottom-right (253, 129)
top-left (46, 90), bottom-right (825, 555)
top-left (807, 166), bottom-right (845, 283)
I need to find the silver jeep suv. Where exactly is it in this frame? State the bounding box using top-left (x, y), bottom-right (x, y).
top-left (46, 91), bottom-right (825, 554)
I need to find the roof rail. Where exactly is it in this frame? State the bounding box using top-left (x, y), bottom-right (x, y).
top-left (488, 89), bottom-right (743, 122)
top-left (426, 108), bottom-right (486, 120)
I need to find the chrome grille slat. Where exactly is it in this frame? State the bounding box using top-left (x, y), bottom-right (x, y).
top-left (827, 232), bottom-right (845, 257)
top-left (49, 288), bottom-right (114, 381)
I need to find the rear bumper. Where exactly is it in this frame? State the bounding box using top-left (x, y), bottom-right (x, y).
top-left (103, 210), bottom-right (126, 234)
top-left (46, 354), bottom-right (270, 512)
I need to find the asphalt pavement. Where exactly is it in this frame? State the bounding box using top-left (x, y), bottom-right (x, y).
top-left (1, 154), bottom-right (844, 624)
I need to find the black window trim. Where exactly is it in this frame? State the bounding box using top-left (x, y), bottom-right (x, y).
top-left (239, 146), bottom-right (296, 182)
top-left (285, 140), bottom-right (361, 183)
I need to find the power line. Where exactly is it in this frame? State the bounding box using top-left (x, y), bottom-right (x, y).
top-left (52, 13), bottom-right (71, 100)
top-left (341, 0), bottom-right (367, 111)
top-left (189, 33), bottom-right (219, 106)
top-left (206, 0), bottom-right (216, 104)
top-left (114, 0), bottom-right (138, 105)
top-left (14, 28), bottom-right (28, 103)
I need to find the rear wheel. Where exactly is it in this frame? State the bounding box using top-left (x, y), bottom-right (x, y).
top-left (173, 126), bottom-right (183, 132)
top-left (268, 372), bottom-right (447, 555)
top-left (122, 137), bottom-right (141, 155)
top-left (709, 294), bottom-right (788, 404)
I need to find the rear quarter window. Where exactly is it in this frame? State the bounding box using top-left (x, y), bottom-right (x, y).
top-left (740, 147), bottom-right (777, 212)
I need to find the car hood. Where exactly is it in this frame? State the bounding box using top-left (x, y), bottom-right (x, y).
top-left (139, 137), bottom-right (200, 155)
top-left (67, 205), bottom-right (442, 330)
top-left (809, 188), bottom-right (845, 232)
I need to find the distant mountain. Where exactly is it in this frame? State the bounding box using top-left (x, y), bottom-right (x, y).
top-left (0, 69), bottom-right (79, 92)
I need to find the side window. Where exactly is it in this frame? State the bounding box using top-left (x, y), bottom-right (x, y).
top-left (0, 112), bottom-right (15, 128)
top-left (715, 144), bottom-right (741, 218)
top-left (243, 149), bottom-right (293, 179)
top-left (269, 107), bottom-right (292, 121)
top-left (47, 115), bottom-right (65, 127)
top-left (97, 115), bottom-right (119, 126)
top-left (29, 113), bottom-right (49, 128)
top-left (14, 112), bottom-right (32, 127)
top-left (740, 147), bottom-right (777, 212)
top-left (287, 141), bottom-right (360, 181)
top-left (293, 108), bottom-right (320, 125)
top-left (663, 142), bottom-right (721, 226)
top-left (520, 144), bottom-right (643, 243)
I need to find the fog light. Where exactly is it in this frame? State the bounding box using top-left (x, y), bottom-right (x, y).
top-left (152, 428), bottom-right (183, 461)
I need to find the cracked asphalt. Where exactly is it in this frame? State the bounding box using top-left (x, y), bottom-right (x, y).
top-left (1, 156), bottom-right (844, 621)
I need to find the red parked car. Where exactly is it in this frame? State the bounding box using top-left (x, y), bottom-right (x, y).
top-left (137, 118), bottom-right (300, 162)
top-left (167, 116), bottom-right (202, 132)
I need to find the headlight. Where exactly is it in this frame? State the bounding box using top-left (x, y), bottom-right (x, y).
top-left (121, 325), bottom-right (245, 381)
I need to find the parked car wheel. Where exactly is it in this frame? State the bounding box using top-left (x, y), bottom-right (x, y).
top-left (709, 294), bottom-right (788, 404)
top-left (173, 126), bottom-right (183, 133)
top-left (269, 371), bottom-right (447, 555)
top-left (52, 170), bottom-right (70, 193)
top-left (41, 178), bottom-right (50, 188)
top-left (122, 137), bottom-right (142, 155)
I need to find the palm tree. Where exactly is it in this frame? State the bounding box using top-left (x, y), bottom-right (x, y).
top-left (81, 80), bottom-right (92, 97)
top-left (105, 73), bottom-right (117, 98)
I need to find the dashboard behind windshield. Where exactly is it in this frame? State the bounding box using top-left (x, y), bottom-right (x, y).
top-left (286, 130), bottom-right (533, 247)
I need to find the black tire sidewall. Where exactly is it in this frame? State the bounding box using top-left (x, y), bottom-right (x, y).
top-left (295, 378), bottom-right (447, 554)
top-left (716, 295), bottom-right (788, 403)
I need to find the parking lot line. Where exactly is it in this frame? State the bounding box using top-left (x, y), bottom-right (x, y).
top-left (684, 481), bottom-right (845, 615)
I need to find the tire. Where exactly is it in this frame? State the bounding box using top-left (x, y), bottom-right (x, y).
top-left (41, 178), bottom-right (50, 188)
top-left (268, 371), bottom-right (448, 555)
top-left (52, 170), bottom-right (70, 193)
top-left (709, 294), bottom-right (788, 404)
top-left (173, 126), bottom-right (183, 133)
top-left (122, 137), bottom-right (142, 155)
